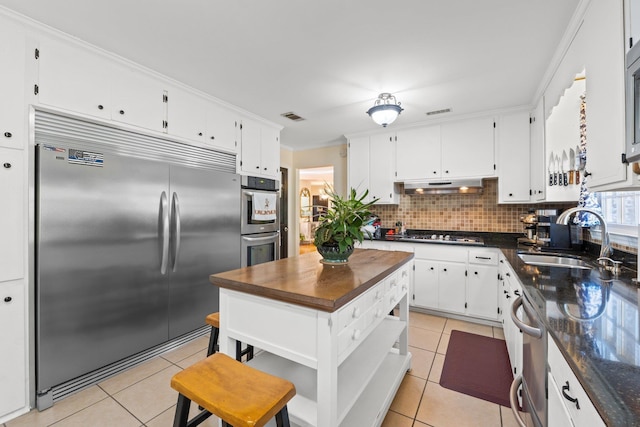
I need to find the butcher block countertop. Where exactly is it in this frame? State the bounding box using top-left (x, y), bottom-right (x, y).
top-left (210, 248), bottom-right (414, 312)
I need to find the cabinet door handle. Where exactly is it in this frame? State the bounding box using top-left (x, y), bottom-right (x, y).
top-left (3, 163), bottom-right (11, 169)
top-left (443, 268), bottom-right (447, 272)
top-left (506, 272), bottom-right (511, 277)
top-left (119, 110), bottom-right (125, 115)
top-left (474, 271), bottom-right (478, 275)
top-left (561, 381), bottom-right (580, 409)
top-left (4, 132), bottom-right (12, 138)
top-left (4, 296), bottom-right (12, 302)
top-left (98, 104), bottom-right (104, 110)
top-left (514, 290), bottom-right (521, 296)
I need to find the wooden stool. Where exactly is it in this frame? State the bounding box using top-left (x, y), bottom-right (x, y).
top-left (171, 352), bottom-right (296, 427)
top-left (205, 312), bottom-right (254, 361)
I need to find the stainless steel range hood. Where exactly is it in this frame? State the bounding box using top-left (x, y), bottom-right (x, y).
top-left (402, 179), bottom-right (484, 195)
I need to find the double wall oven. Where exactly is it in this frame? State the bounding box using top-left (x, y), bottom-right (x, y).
top-left (240, 176), bottom-right (280, 267)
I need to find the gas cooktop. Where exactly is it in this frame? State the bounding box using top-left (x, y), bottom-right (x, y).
top-left (399, 232), bottom-right (484, 246)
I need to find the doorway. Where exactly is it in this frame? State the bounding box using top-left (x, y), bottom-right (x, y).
top-left (298, 166), bottom-right (334, 255)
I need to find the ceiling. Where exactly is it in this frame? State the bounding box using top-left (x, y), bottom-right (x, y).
top-left (0, 0), bottom-right (581, 151)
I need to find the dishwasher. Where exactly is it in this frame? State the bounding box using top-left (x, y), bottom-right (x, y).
top-left (510, 293), bottom-right (547, 427)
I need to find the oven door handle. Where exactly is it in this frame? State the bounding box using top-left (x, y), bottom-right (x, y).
top-left (242, 233), bottom-right (279, 242)
top-left (242, 190), bottom-right (255, 197)
top-left (509, 376), bottom-right (526, 427)
top-left (511, 295), bottom-right (543, 338)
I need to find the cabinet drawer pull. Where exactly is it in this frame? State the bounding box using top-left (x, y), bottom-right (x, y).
top-left (561, 381), bottom-right (580, 409)
top-left (506, 272), bottom-right (511, 277)
top-left (4, 296), bottom-right (12, 303)
top-left (198, 132), bottom-right (203, 136)
top-left (3, 163), bottom-right (11, 169)
top-left (119, 110), bottom-right (125, 115)
top-left (475, 256), bottom-right (491, 260)
top-left (98, 104), bottom-right (104, 110)
top-left (514, 290), bottom-right (521, 296)
top-left (4, 132), bottom-right (12, 138)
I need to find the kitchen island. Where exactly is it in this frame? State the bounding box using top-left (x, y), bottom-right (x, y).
top-left (210, 248), bottom-right (414, 427)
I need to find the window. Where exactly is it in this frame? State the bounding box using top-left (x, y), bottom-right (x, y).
top-left (597, 191), bottom-right (640, 236)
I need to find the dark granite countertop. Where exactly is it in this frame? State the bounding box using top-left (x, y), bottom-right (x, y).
top-left (502, 248), bottom-right (640, 427)
top-left (367, 230), bottom-right (640, 425)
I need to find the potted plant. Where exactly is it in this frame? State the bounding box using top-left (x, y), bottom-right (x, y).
top-left (313, 186), bottom-right (378, 263)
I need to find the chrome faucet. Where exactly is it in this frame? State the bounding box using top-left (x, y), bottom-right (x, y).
top-left (556, 207), bottom-right (612, 261)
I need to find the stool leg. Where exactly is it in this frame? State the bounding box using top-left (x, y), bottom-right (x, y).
top-left (275, 405), bottom-right (291, 427)
top-left (236, 340), bottom-right (242, 361)
top-left (173, 394), bottom-right (191, 427)
top-left (207, 326), bottom-right (219, 357)
top-left (247, 345), bottom-right (254, 361)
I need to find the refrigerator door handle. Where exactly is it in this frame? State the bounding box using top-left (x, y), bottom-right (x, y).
top-left (171, 192), bottom-right (181, 272)
top-left (160, 191), bottom-right (170, 274)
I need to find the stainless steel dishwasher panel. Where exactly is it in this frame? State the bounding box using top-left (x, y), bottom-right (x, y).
top-left (510, 294), bottom-right (547, 427)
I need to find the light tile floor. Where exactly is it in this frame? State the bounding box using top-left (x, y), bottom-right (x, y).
top-left (4, 312), bottom-right (519, 427)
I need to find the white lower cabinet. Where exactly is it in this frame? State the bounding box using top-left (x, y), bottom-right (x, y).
top-left (547, 372), bottom-right (574, 427)
top-left (548, 336), bottom-right (605, 427)
top-left (437, 262), bottom-right (467, 314)
top-left (413, 260), bottom-right (438, 309)
top-left (467, 249), bottom-right (499, 320)
top-left (0, 280), bottom-right (26, 420)
top-left (359, 242), bottom-right (500, 322)
top-left (499, 256), bottom-right (522, 377)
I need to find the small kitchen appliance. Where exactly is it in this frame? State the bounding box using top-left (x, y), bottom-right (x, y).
top-left (535, 209), bottom-right (571, 250)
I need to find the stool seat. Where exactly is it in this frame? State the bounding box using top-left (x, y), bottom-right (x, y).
top-left (171, 353), bottom-right (296, 427)
top-left (205, 312), bottom-right (220, 329)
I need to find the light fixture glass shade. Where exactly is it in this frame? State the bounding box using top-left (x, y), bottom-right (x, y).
top-left (366, 93), bottom-right (403, 127)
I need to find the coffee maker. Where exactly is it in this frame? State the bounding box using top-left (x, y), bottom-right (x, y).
top-left (519, 210), bottom-right (538, 244)
top-left (535, 209), bottom-right (572, 250)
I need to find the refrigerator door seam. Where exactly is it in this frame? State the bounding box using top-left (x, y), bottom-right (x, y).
top-left (160, 191), bottom-right (169, 274)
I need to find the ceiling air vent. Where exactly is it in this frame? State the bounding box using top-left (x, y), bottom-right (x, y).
top-left (280, 112), bottom-right (305, 121)
top-left (425, 108), bottom-right (451, 116)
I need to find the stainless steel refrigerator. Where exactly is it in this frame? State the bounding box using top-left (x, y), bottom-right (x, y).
top-left (35, 124), bottom-right (240, 402)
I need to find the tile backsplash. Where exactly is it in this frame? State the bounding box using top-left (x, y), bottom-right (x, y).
top-left (371, 179), bottom-right (574, 233)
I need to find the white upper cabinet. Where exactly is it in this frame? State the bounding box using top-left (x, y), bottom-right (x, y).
top-left (348, 136), bottom-right (371, 198)
top-left (582, 0), bottom-right (627, 189)
top-left (0, 16), bottom-right (26, 150)
top-left (395, 126), bottom-right (441, 180)
top-left (347, 134), bottom-right (399, 205)
top-left (167, 88), bottom-right (208, 143)
top-left (206, 102), bottom-right (239, 153)
top-left (369, 132), bottom-right (399, 204)
top-left (497, 111), bottom-right (531, 203)
top-left (529, 99), bottom-right (546, 201)
top-left (239, 117), bottom-right (280, 178)
top-left (260, 125), bottom-right (280, 178)
top-left (167, 87), bottom-right (239, 153)
top-left (37, 38), bottom-right (166, 132)
top-left (392, 117), bottom-right (495, 182)
top-left (110, 64), bottom-right (166, 132)
top-left (38, 38), bottom-right (113, 120)
top-left (627, 0), bottom-right (640, 50)
top-left (440, 117), bottom-right (495, 179)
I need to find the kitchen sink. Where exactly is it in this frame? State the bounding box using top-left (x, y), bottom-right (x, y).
top-left (517, 253), bottom-right (593, 270)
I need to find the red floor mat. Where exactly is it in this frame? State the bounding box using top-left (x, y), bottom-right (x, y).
top-left (439, 330), bottom-right (513, 407)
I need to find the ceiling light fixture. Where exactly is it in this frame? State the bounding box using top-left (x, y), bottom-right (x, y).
top-left (366, 93), bottom-right (403, 127)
